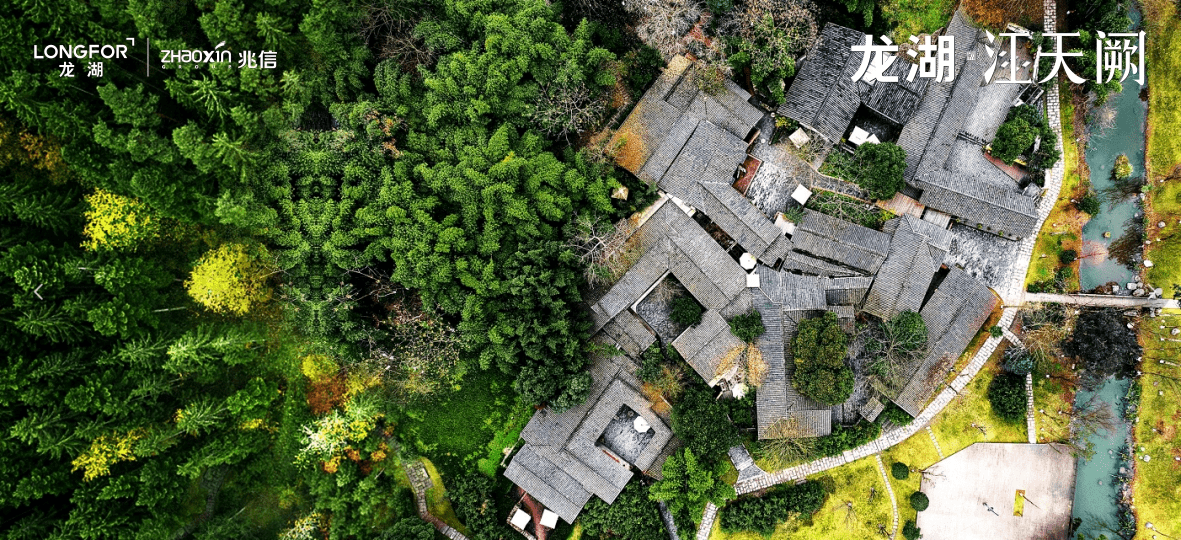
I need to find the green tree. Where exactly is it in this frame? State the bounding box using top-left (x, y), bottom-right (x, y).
top-left (866, 310), bottom-right (928, 391)
top-left (671, 296), bottom-right (704, 326)
top-left (892, 462), bottom-right (910, 480)
top-left (381, 517), bottom-right (435, 540)
top-left (1113, 154), bottom-right (1132, 179)
top-left (992, 117), bottom-right (1037, 164)
top-left (728, 310), bottom-right (765, 343)
top-left (853, 142), bottom-right (907, 200)
top-left (909, 491), bottom-right (929, 511)
top-left (791, 312), bottom-right (853, 405)
top-left (671, 385), bottom-right (741, 459)
top-left (902, 519), bottom-right (922, 540)
top-left (650, 448), bottom-right (736, 528)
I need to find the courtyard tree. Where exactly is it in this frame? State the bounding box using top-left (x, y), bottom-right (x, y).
top-left (792, 311), bottom-right (854, 405)
top-left (853, 142), bottom-right (907, 200)
top-left (992, 117), bottom-right (1037, 164)
top-left (865, 310), bottom-right (928, 390)
top-left (671, 385), bottom-right (741, 459)
top-left (729, 310), bottom-right (766, 342)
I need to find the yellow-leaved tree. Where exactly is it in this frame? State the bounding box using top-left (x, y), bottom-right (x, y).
top-left (71, 428), bottom-right (145, 481)
top-left (185, 243), bottom-right (273, 315)
top-left (81, 188), bottom-right (164, 251)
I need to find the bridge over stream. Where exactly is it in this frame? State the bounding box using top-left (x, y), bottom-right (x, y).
top-left (1020, 292), bottom-right (1180, 310)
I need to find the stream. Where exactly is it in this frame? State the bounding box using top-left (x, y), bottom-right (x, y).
top-left (1070, 6), bottom-right (1145, 536)
top-left (1078, 4), bottom-right (1149, 291)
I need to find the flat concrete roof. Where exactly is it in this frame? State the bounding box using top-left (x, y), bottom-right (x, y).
top-left (917, 443), bottom-right (1077, 540)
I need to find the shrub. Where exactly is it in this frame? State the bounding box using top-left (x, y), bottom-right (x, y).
top-left (728, 310), bottom-right (765, 342)
top-left (909, 491), bottom-right (930, 511)
top-left (719, 480), bottom-right (827, 534)
top-left (1063, 309), bottom-right (1139, 388)
top-left (812, 421), bottom-right (880, 457)
top-left (891, 462), bottom-right (910, 480)
top-left (1059, 249), bottom-right (1078, 264)
top-left (1078, 193), bottom-right (1101, 215)
top-left (989, 325), bottom-right (1004, 338)
top-left (1003, 348), bottom-right (1036, 376)
top-left (791, 312), bottom-right (853, 405)
top-left (670, 295), bottom-right (704, 326)
top-left (902, 519), bottom-right (922, 540)
top-left (987, 372), bottom-right (1027, 422)
top-left (638, 344), bottom-right (664, 383)
top-left (1113, 153), bottom-right (1133, 179)
top-left (878, 402), bottom-right (914, 427)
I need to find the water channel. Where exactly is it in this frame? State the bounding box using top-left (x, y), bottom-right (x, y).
top-left (1070, 6), bottom-right (1144, 536)
top-left (1078, 5), bottom-right (1148, 291)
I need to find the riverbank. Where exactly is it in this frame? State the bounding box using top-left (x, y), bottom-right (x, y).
top-left (1143, 0), bottom-right (1181, 295)
top-left (1026, 81), bottom-right (1089, 292)
top-left (1131, 314), bottom-right (1181, 539)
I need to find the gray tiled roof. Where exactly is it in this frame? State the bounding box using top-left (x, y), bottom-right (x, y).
top-left (915, 170), bottom-right (1039, 236)
top-left (897, 10), bottom-right (988, 179)
top-left (821, 276), bottom-right (874, 306)
top-left (754, 303), bottom-right (834, 438)
top-left (862, 216), bottom-right (951, 319)
top-left (507, 354), bottom-right (677, 524)
top-left (753, 266), bottom-right (827, 311)
top-left (701, 182), bottom-right (788, 262)
top-left (892, 268), bottom-right (1000, 415)
top-left (671, 309), bottom-right (746, 382)
top-left (613, 55), bottom-right (762, 178)
top-left (778, 23), bottom-right (866, 143)
top-left (863, 56), bottom-right (933, 125)
top-left (792, 209), bottom-right (891, 274)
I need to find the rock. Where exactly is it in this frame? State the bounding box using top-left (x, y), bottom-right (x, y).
top-left (1104, 231), bottom-right (1112, 238)
top-left (1144, 455), bottom-right (1151, 462)
top-left (1125, 310), bottom-right (1139, 316)
top-left (1160, 221), bottom-right (1168, 228)
top-left (1128, 322), bottom-right (1136, 329)
top-left (1129, 282), bottom-right (1138, 290)
top-left (1155, 288), bottom-right (1164, 296)
top-left (1145, 260), bottom-right (1154, 267)
top-left (1172, 328), bottom-right (1180, 336)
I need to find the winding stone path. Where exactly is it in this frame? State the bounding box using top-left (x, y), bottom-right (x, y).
top-left (875, 454), bottom-right (900, 540)
top-left (405, 460), bottom-right (469, 540)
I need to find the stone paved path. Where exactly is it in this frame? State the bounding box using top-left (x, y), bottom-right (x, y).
top-left (926, 426), bottom-right (945, 460)
top-left (1025, 372), bottom-right (1037, 443)
top-left (1022, 292), bottom-right (1180, 309)
top-left (406, 460), bottom-right (469, 540)
top-left (696, 502), bottom-right (719, 540)
top-left (875, 454), bottom-right (900, 540)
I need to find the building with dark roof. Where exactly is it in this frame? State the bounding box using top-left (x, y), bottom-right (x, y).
top-left (779, 23), bottom-right (933, 145)
top-left (892, 9), bottom-right (1042, 238)
top-left (890, 267), bottom-right (1000, 415)
top-left (504, 352), bottom-right (677, 524)
top-left (791, 209), bottom-right (892, 275)
top-left (862, 215), bottom-right (953, 320)
top-left (777, 23), bottom-right (866, 144)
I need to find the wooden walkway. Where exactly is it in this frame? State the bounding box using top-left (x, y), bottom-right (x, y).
top-left (877, 192), bottom-right (924, 218)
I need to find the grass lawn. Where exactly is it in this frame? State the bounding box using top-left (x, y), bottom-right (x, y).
top-left (1026, 84), bottom-right (1086, 292)
top-left (1131, 314), bottom-right (1181, 539)
top-left (709, 456), bottom-right (893, 540)
top-left (398, 369), bottom-right (528, 479)
top-left (883, 0), bottom-right (955, 41)
top-left (1144, 0), bottom-right (1181, 296)
top-left (928, 359), bottom-right (1028, 458)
